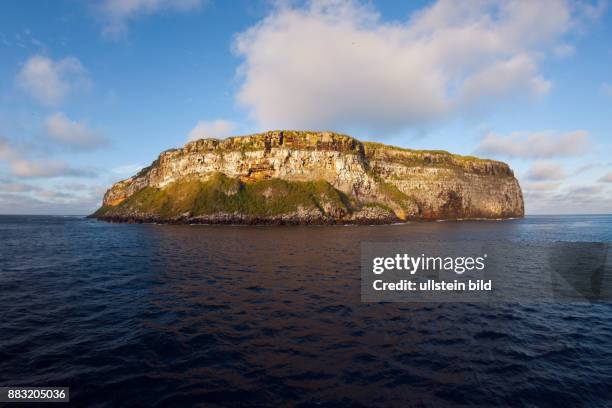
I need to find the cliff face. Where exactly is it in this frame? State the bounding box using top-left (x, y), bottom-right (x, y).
top-left (93, 131), bottom-right (523, 224)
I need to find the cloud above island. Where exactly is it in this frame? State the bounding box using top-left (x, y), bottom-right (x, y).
top-left (234, 0), bottom-right (599, 134)
top-left (94, 0), bottom-right (207, 37)
top-left (16, 55), bottom-right (91, 106)
top-left (45, 113), bottom-right (107, 151)
top-left (187, 119), bottom-right (236, 142)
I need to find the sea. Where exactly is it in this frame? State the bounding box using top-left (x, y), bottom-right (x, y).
top-left (0, 215), bottom-right (611, 407)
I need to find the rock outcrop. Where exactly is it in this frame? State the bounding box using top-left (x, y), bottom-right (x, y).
top-left (92, 131), bottom-right (523, 224)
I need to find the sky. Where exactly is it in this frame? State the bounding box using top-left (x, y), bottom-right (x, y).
top-left (0, 0), bottom-right (611, 215)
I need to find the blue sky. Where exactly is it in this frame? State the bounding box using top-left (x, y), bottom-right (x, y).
top-left (0, 0), bottom-right (610, 214)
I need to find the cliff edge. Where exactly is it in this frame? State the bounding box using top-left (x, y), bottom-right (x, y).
top-left (92, 131), bottom-right (524, 224)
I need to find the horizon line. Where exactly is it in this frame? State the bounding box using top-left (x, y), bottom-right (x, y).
top-left (1, 213), bottom-right (611, 217)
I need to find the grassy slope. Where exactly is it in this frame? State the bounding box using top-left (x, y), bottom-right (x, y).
top-left (95, 173), bottom-right (353, 219)
top-left (362, 141), bottom-right (499, 169)
top-left (363, 141), bottom-right (485, 160)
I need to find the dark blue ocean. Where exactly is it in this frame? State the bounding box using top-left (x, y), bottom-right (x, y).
top-left (0, 215), bottom-right (611, 407)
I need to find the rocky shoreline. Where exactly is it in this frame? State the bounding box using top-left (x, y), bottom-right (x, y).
top-left (89, 214), bottom-right (399, 225)
top-left (90, 205), bottom-right (400, 225)
top-left (91, 214), bottom-right (518, 225)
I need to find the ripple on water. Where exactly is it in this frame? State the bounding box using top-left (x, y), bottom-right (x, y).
top-left (0, 215), bottom-right (611, 406)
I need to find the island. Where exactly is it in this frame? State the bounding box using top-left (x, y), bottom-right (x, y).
top-left (91, 131), bottom-right (524, 224)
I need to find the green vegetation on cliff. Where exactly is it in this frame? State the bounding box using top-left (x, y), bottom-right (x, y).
top-left (95, 173), bottom-right (353, 219)
top-left (94, 131), bottom-right (523, 223)
top-left (363, 141), bottom-right (508, 171)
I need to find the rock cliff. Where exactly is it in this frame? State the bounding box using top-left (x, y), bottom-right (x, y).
top-left (92, 131), bottom-right (523, 224)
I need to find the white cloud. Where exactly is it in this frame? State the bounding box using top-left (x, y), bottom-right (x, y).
top-left (16, 55), bottom-right (91, 106)
top-left (233, 0), bottom-right (594, 134)
top-left (0, 137), bottom-right (96, 179)
top-left (574, 162), bottom-right (603, 175)
top-left (45, 113), bottom-right (107, 151)
top-left (598, 171), bottom-right (612, 183)
top-left (475, 130), bottom-right (590, 158)
top-left (97, 0), bottom-right (205, 37)
top-left (111, 164), bottom-right (145, 175)
top-left (524, 183), bottom-right (612, 215)
top-left (525, 161), bottom-right (565, 181)
top-left (457, 54), bottom-right (551, 105)
top-left (10, 159), bottom-right (96, 178)
top-left (553, 43), bottom-right (575, 58)
top-left (0, 182), bottom-right (40, 193)
top-left (574, 0), bottom-right (608, 21)
top-left (187, 120), bottom-right (235, 142)
top-left (523, 182), bottom-right (561, 191)
top-left (37, 189), bottom-right (76, 199)
top-left (55, 182), bottom-right (90, 191)
top-left (0, 191), bottom-right (100, 215)
top-left (0, 138), bottom-right (15, 160)
top-left (566, 184), bottom-right (605, 196)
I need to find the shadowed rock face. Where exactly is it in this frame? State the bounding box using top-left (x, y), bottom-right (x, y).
top-left (93, 131), bottom-right (524, 224)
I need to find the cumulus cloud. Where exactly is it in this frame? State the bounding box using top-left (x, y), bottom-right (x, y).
top-left (475, 130), bottom-right (590, 158)
top-left (233, 0), bottom-right (595, 134)
top-left (96, 0), bottom-right (205, 37)
top-left (187, 120), bottom-right (236, 142)
top-left (457, 54), bottom-right (551, 104)
top-left (525, 161), bottom-right (565, 181)
top-left (45, 113), bottom-right (107, 151)
top-left (598, 171), bottom-right (612, 183)
top-left (16, 55), bottom-right (91, 106)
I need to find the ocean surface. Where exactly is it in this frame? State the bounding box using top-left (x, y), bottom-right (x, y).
top-left (0, 215), bottom-right (611, 407)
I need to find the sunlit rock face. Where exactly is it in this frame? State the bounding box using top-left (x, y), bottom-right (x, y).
top-left (95, 131), bottom-right (523, 224)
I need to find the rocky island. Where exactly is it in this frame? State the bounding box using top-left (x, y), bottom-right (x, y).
top-left (92, 131), bottom-right (524, 224)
